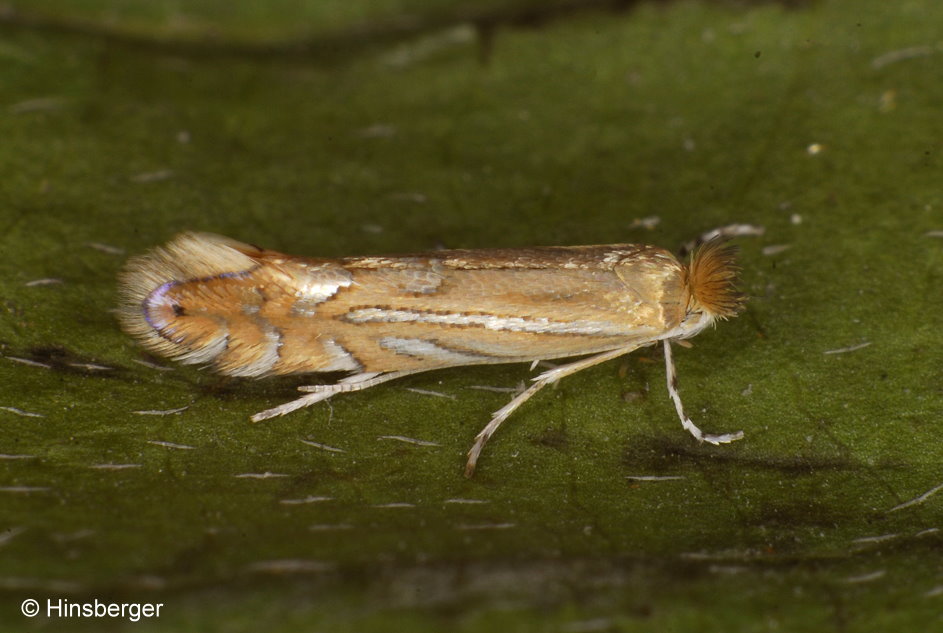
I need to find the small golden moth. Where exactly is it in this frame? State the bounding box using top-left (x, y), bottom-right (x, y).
top-left (118, 233), bottom-right (745, 476)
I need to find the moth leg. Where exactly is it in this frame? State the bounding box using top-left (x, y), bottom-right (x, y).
top-left (465, 345), bottom-right (642, 478)
top-left (297, 370), bottom-right (428, 394)
top-left (663, 339), bottom-right (744, 444)
top-left (250, 370), bottom-right (424, 422)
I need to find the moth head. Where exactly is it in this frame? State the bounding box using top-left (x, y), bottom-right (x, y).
top-left (684, 240), bottom-right (745, 320)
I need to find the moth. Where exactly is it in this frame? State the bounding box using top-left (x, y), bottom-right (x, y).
top-left (118, 233), bottom-right (745, 476)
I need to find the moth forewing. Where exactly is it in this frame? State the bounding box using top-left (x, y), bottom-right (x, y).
top-left (118, 233), bottom-right (745, 476)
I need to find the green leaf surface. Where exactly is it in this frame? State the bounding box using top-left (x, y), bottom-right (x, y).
top-left (1, 0), bottom-right (942, 631)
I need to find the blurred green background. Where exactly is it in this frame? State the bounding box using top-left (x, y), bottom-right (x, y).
top-left (1, 0), bottom-right (941, 631)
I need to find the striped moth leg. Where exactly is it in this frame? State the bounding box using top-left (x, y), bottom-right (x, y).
top-left (250, 370), bottom-right (425, 422)
top-left (662, 339), bottom-right (743, 444)
top-left (464, 339), bottom-right (744, 477)
top-left (464, 345), bottom-right (643, 477)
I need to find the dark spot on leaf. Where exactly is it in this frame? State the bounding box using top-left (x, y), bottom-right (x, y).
top-left (535, 427), bottom-right (567, 450)
top-left (21, 345), bottom-right (127, 378)
top-left (622, 435), bottom-right (898, 474)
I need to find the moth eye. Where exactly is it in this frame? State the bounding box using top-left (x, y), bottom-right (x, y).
top-left (172, 304), bottom-right (186, 317)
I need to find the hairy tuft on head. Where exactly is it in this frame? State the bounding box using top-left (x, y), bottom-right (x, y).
top-left (685, 240), bottom-right (744, 319)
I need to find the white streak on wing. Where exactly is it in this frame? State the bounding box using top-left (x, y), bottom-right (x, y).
top-left (347, 308), bottom-right (628, 336)
top-left (399, 270), bottom-right (442, 294)
top-left (292, 269), bottom-right (353, 317)
top-left (297, 278), bottom-right (353, 301)
top-left (226, 327), bottom-right (282, 377)
top-left (177, 330), bottom-right (228, 365)
top-left (319, 338), bottom-right (360, 372)
top-left (143, 286), bottom-right (176, 331)
top-left (379, 337), bottom-right (484, 364)
top-left (651, 252), bottom-right (677, 264)
top-left (603, 250), bottom-right (633, 264)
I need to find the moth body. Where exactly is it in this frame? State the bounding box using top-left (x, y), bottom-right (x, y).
top-left (119, 233), bottom-right (744, 475)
